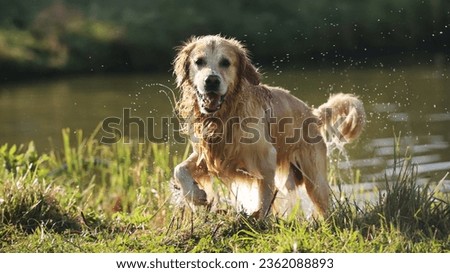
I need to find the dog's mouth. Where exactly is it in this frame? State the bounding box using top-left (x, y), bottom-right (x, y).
top-left (196, 89), bottom-right (225, 114)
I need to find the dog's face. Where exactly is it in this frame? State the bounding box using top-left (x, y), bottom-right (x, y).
top-left (188, 38), bottom-right (239, 114)
top-left (174, 35), bottom-right (260, 115)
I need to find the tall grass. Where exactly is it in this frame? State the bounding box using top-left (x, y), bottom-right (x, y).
top-left (0, 129), bottom-right (449, 252)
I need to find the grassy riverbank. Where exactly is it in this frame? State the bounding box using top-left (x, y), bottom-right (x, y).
top-left (0, 129), bottom-right (449, 252)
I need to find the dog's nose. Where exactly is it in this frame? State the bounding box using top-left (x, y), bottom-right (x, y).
top-left (204, 75), bottom-right (220, 92)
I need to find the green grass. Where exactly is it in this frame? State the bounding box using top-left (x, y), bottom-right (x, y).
top-left (0, 129), bottom-right (449, 252)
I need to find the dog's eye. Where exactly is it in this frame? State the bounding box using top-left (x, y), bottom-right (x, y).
top-left (219, 58), bottom-right (231, 68)
top-left (195, 58), bottom-right (206, 66)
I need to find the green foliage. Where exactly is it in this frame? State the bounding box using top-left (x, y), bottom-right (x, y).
top-left (0, 1), bottom-right (124, 77)
top-left (0, 142), bottom-right (45, 175)
top-left (0, 129), bottom-right (449, 252)
top-left (0, 0), bottom-right (449, 79)
top-left (0, 174), bottom-right (81, 234)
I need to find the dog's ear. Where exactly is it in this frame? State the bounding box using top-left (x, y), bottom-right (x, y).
top-left (173, 37), bottom-right (197, 88)
top-left (235, 43), bottom-right (260, 86)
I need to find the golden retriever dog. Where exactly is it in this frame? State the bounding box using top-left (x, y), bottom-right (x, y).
top-left (172, 35), bottom-right (365, 219)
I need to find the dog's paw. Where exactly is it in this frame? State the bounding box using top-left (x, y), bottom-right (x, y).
top-left (171, 178), bottom-right (208, 206)
top-left (187, 186), bottom-right (208, 206)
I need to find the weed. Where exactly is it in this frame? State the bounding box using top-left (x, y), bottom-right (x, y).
top-left (0, 130), bottom-right (448, 252)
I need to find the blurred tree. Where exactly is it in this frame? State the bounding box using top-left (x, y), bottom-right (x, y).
top-left (0, 0), bottom-right (448, 79)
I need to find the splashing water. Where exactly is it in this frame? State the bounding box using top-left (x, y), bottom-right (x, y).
top-left (325, 135), bottom-right (354, 185)
top-left (145, 83), bottom-right (178, 113)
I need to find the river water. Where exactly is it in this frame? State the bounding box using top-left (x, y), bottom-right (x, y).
top-left (1, 66), bottom-right (449, 188)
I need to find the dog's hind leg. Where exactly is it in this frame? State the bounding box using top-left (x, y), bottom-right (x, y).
top-left (257, 146), bottom-right (278, 219)
top-left (297, 142), bottom-right (330, 217)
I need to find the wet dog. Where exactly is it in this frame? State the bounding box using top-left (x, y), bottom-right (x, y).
top-left (172, 35), bottom-right (365, 218)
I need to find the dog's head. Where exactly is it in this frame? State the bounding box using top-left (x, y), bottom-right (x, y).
top-left (174, 35), bottom-right (260, 115)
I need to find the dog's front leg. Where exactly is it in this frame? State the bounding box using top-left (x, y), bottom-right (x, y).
top-left (173, 152), bottom-right (208, 206)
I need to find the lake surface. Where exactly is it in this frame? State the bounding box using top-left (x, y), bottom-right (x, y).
top-left (1, 66), bottom-right (450, 186)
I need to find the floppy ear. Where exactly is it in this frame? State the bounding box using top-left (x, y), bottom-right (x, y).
top-left (173, 37), bottom-right (197, 88)
top-left (237, 47), bottom-right (260, 86)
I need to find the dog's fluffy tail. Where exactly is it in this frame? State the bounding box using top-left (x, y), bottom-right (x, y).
top-left (314, 93), bottom-right (366, 143)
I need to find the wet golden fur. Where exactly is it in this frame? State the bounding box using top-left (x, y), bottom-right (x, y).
top-left (172, 35), bottom-right (366, 218)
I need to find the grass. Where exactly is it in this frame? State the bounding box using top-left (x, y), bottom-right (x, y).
top-left (0, 129), bottom-right (449, 252)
